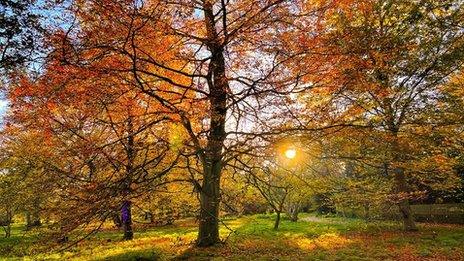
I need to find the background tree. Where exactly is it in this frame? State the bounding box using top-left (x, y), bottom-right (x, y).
top-left (248, 165), bottom-right (289, 230)
top-left (294, 0), bottom-right (464, 231)
top-left (0, 128), bottom-right (57, 237)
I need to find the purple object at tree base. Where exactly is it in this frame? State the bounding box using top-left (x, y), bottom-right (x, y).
top-left (121, 200), bottom-right (133, 240)
top-left (121, 201), bottom-right (131, 224)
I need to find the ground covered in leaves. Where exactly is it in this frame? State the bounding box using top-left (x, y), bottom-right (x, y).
top-left (1, 214), bottom-right (464, 260)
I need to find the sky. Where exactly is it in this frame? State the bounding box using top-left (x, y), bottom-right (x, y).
top-left (0, 100), bottom-right (7, 122)
top-left (0, 1), bottom-right (70, 124)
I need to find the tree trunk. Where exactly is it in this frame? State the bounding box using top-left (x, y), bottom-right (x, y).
top-left (393, 167), bottom-right (417, 231)
top-left (25, 201), bottom-right (41, 229)
top-left (3, 225), bottom-right (11, 238)
top-left (3, 210), bottom-right (12, 238)
top-left (388, 122), bottom-right (417, 231)
top-left (290, 209), bottom-right (299, 222)
top-left (196, 1), bottom-right (228, 248)
top-left (25, 211), bottom-right (31, 228)
top-left (122, 117), bottom-right (135, 240)
top-left (274, 211), bottom-right (281, 230)
top-left (31, 210), bottom-right (41, 227)
top-left (121, 200), bottom-right (133, 240)
top-left (197, 167), bottom-right (221, 247)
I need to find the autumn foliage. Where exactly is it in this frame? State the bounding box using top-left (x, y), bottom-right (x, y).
top-left (1, 0), bottom-right (463, 250)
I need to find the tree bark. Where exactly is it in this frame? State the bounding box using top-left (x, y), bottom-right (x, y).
top-left (197, 168), bottom-right (221, 247)
top-left (121, 117), bottom-right (135, 240)
top-left (274, 211), bottom-right (281, 230)
top-left (121, 200), bottom-right (133, 240)
top-left (196, 1), bottom-right (228, 247)
top-left (389, 124), bottom-right (417, 231)
top-left (393, 167), bottom-right (417, 231)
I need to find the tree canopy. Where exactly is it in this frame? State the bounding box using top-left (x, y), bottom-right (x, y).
top-left (1, 0), bottom-right (463, 250)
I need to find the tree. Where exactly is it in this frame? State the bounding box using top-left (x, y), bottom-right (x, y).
top-left (37, 0), bottom-right (325, 246)
top-left (0, 174), bottom-right (16, 238)
top-left (7, 36), bottom-right (182, 240)
top-left (248, 164), bottom-right (289, 230)
top-left (0, 127), bottom-right (57, 237)
top-left (298, 0), bottom-right (464, 231)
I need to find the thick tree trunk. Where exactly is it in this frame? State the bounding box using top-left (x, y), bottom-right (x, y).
top-left (393, 167), bottom-right (417, 231)
top-left (197, 166), bottom-right (221, 247)
top-left (274, 211), bottom-right (281, 230)
top-left (385, 104), bottom-right (417, 231)
top-left (388, 123), bottom-right (417, 231)
top-left (196, 2), bottom-right (228, 248)
top-left (121, 200), bottom-right (133, 240)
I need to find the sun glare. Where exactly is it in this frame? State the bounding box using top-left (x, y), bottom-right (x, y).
top-left (285, 148), bottom-right (296, 159)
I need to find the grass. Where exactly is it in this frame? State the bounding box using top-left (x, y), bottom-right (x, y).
top-left (1, 213), bottom-right (464, 260)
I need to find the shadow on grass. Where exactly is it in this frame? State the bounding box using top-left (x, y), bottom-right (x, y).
top-left (93, 249), bottom-right (161, 261)
top-left (5, 215), bottom-right (464, 260)
top-left (171, 235), bottom-right (358, 261)
top-left (172, 215), bottom-right (361, 260)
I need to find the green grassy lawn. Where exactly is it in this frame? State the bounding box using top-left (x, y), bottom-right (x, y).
top-left (1, 214), bottom-right (464, 260)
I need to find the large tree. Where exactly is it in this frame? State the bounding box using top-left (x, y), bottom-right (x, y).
top-left (7, 25), bottom-right (183, 240)
top-left (302, 0), bottom-right (464, 230)
top-left (37, 0), bottom-right (325, 246)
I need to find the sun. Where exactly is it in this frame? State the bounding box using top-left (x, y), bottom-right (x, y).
top-left (285, 148), bottom-right (296, 159)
